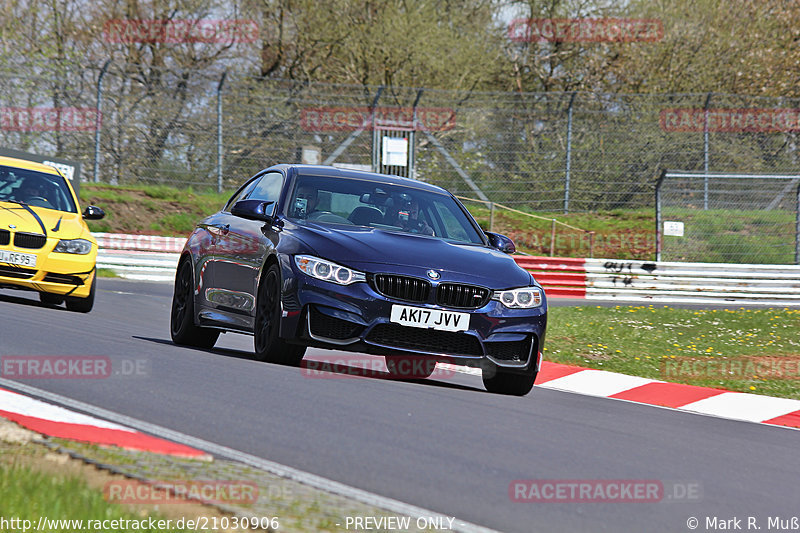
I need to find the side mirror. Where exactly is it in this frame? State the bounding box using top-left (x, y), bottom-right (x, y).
top-left (82, 205), bottom-right (105, 220)
top-left (486, 231), bottom-right (516, 254)
top-left (231, 199), bottom-right (275, 222)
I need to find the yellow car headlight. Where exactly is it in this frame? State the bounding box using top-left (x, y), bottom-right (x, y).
top-left (53, 238), bottom-right (92, 255)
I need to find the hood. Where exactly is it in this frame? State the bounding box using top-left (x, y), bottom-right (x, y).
top-left (0, 201), bottom-right (90, 241)
top-left (288, 221), bottom-right (532, 288)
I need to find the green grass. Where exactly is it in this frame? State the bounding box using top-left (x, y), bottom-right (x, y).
top-left (0, 463), bottom-right (189, 532)
top-left (546, 305), bottom-right (800, 399)
top-left (80, 184), bottom-right (230, 237)
top-left (463, 202), bottom-right (656, 259)
top-left (95, 268), bottom-right (120, 278)
top-left (660, 208), bottom-right (797, 264)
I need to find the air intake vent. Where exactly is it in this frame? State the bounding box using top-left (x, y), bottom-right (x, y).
top-left (486, 338), bottom-right (532, 363)
top-left (14, 232), bottom-right (46, 250)
top-left (43, 273), bottom-right (84, 285)
top-left (0, 265), bottom-right (37, 279)
top-left (366, 323), bottom-right (483, 357)
top-left (370, 274), bottom-right (430, 303)
top-left (436, 283), bottom-right (491, 309)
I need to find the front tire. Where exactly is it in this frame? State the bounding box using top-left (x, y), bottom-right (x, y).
top-left (482, 363), bottom-right (538, 396)
top-left (170, 259), bottom-right (219, 348)
top-left (65, 276), bottom-right (95, 313)
top-left (254, 264), bottom-right (306, 365)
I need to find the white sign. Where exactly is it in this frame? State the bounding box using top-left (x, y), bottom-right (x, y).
top-left (43, 160), bottom-right (75, 182)
top-left (382, 136), bottom-right (408, 167)
top-left (664, 221), bottom-right (685, 237)
top-left (301, 145), bottom-right (320, 165)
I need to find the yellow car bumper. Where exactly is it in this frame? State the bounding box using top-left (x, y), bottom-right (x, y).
top-left (0, 239), bottom-right (97, 299)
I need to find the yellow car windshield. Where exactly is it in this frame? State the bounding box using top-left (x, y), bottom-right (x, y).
top-left (0, 165), bottom-right (77, 213)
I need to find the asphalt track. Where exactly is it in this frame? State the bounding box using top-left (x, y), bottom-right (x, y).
top-left (1, 279), bottom-right (798, 533)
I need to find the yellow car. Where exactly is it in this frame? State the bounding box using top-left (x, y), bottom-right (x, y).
top-left (0, 155), bottom-right (105, 312)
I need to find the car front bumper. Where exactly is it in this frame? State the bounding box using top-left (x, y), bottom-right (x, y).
top-left (0, 239), bottom-right (97, 298)
top-left (278, 260), bottom-right (547, 372)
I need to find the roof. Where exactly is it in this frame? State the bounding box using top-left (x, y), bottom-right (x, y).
top-left (270, 164), bottom-right (448, 195)
top-left (0, 155), bottom-right (61, 175)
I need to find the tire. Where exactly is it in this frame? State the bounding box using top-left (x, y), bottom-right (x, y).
top-left (65, 276), bottom-right (95, 313)
top-left (482, 363), bottom-right (538, 396)
top-left (254, 264), bottom-right (306, 365)
top-left (39, 292), bottom-right (64, 306)
top-left (385, 356), bottom-right (437, 379)
top-left (170, 260), bottom-right (219, 348)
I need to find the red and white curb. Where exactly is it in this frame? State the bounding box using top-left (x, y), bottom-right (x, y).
top-left (0, 387), bottom-right (206, 457)
top-left (439, 361), bottom-right (800, 430)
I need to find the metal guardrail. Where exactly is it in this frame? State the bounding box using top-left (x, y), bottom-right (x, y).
top-left (583, 258), bottom-right (800, 305)
top-left (95, 234), bottom-right (800, 305)
top-left (96, 249), bottom-right (179, 281)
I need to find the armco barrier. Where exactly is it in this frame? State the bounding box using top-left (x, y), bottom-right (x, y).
top-left (93, 234), bottom-right (800, 305)
top-left (583, 258), bottom-right (800, 305)
top-left (515, 255), bottom-right (800, 306)
top-left (94, 233), bottom-right (183, 281)
top-left (94, 233), bottom-right (187, 253)
top-left (513, 256), bottom-right (587, 298)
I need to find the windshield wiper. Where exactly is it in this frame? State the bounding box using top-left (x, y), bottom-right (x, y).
top-left (1, 198), bottom-right (28, 207)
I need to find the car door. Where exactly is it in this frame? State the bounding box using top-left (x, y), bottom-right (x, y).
top-left (211, 171), bottom-right (284, 329)
top-left (197, 178), bottom-right (258, 315)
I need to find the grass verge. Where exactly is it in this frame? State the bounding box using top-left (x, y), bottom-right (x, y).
top-left (0, 462), bottom-right (192, 532)
top-left (546, 305), bottom-right (800, 400)
top-left (96, 267), bottom-right (120, 278)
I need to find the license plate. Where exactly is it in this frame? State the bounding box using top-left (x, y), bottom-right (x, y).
top-left (390, 304), bottom-right (469, 332)
top-left (0, 250), bottom-right (36, 268)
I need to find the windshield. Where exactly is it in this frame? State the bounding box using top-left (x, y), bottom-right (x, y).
top-left (0, 165), bottom-right (78, 213)
top-left (287, 174), bottom-right (485, 245)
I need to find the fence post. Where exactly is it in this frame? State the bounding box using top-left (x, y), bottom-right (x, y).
top-left (703, 92), bottom-right (712, 210)
top-left (796, 181), bottom-right (800, 264)
top-left (564, 92), bottom-right (577, 214)
top-left (93, 60), bottom-right (111, 183)
top-left (217, 71), bottom-right (227, 194)
top-left (370, 86), bottom-right (385, 172)
top-left (409, 88), bottom-right (423, 179)
top-left (655, 169), bottom-right (667, 262)
top-left (550, 218), bottom-right (556, 256)
top-left (489, 202), bottom-right (495, 232)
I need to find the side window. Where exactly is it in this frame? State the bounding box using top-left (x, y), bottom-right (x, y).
top-left (434, 200), bottom-right (470, 242)
top-left (224, 178), bottom-right (258, 212)
top-left (245, 172), bottom-right (283, 216)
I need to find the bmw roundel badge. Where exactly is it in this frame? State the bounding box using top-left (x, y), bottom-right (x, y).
top-left (426, 269), bottom-right (440, 280)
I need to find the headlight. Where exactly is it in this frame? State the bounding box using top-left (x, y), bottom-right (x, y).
top-left (294, 255), bottom-right (365, 285)
top-left (492, 287), bottom-right (543, 308)
top-left (53, 239), bottom-right (92, 255)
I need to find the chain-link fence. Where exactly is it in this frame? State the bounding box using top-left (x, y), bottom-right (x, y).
top-left (2, 63), bottom-right (800, 216)
top-left (657, 171), bottom-right (800, 264)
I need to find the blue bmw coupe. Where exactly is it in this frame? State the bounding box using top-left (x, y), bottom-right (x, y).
top-left (171, 164), bottom-right (547, 395)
